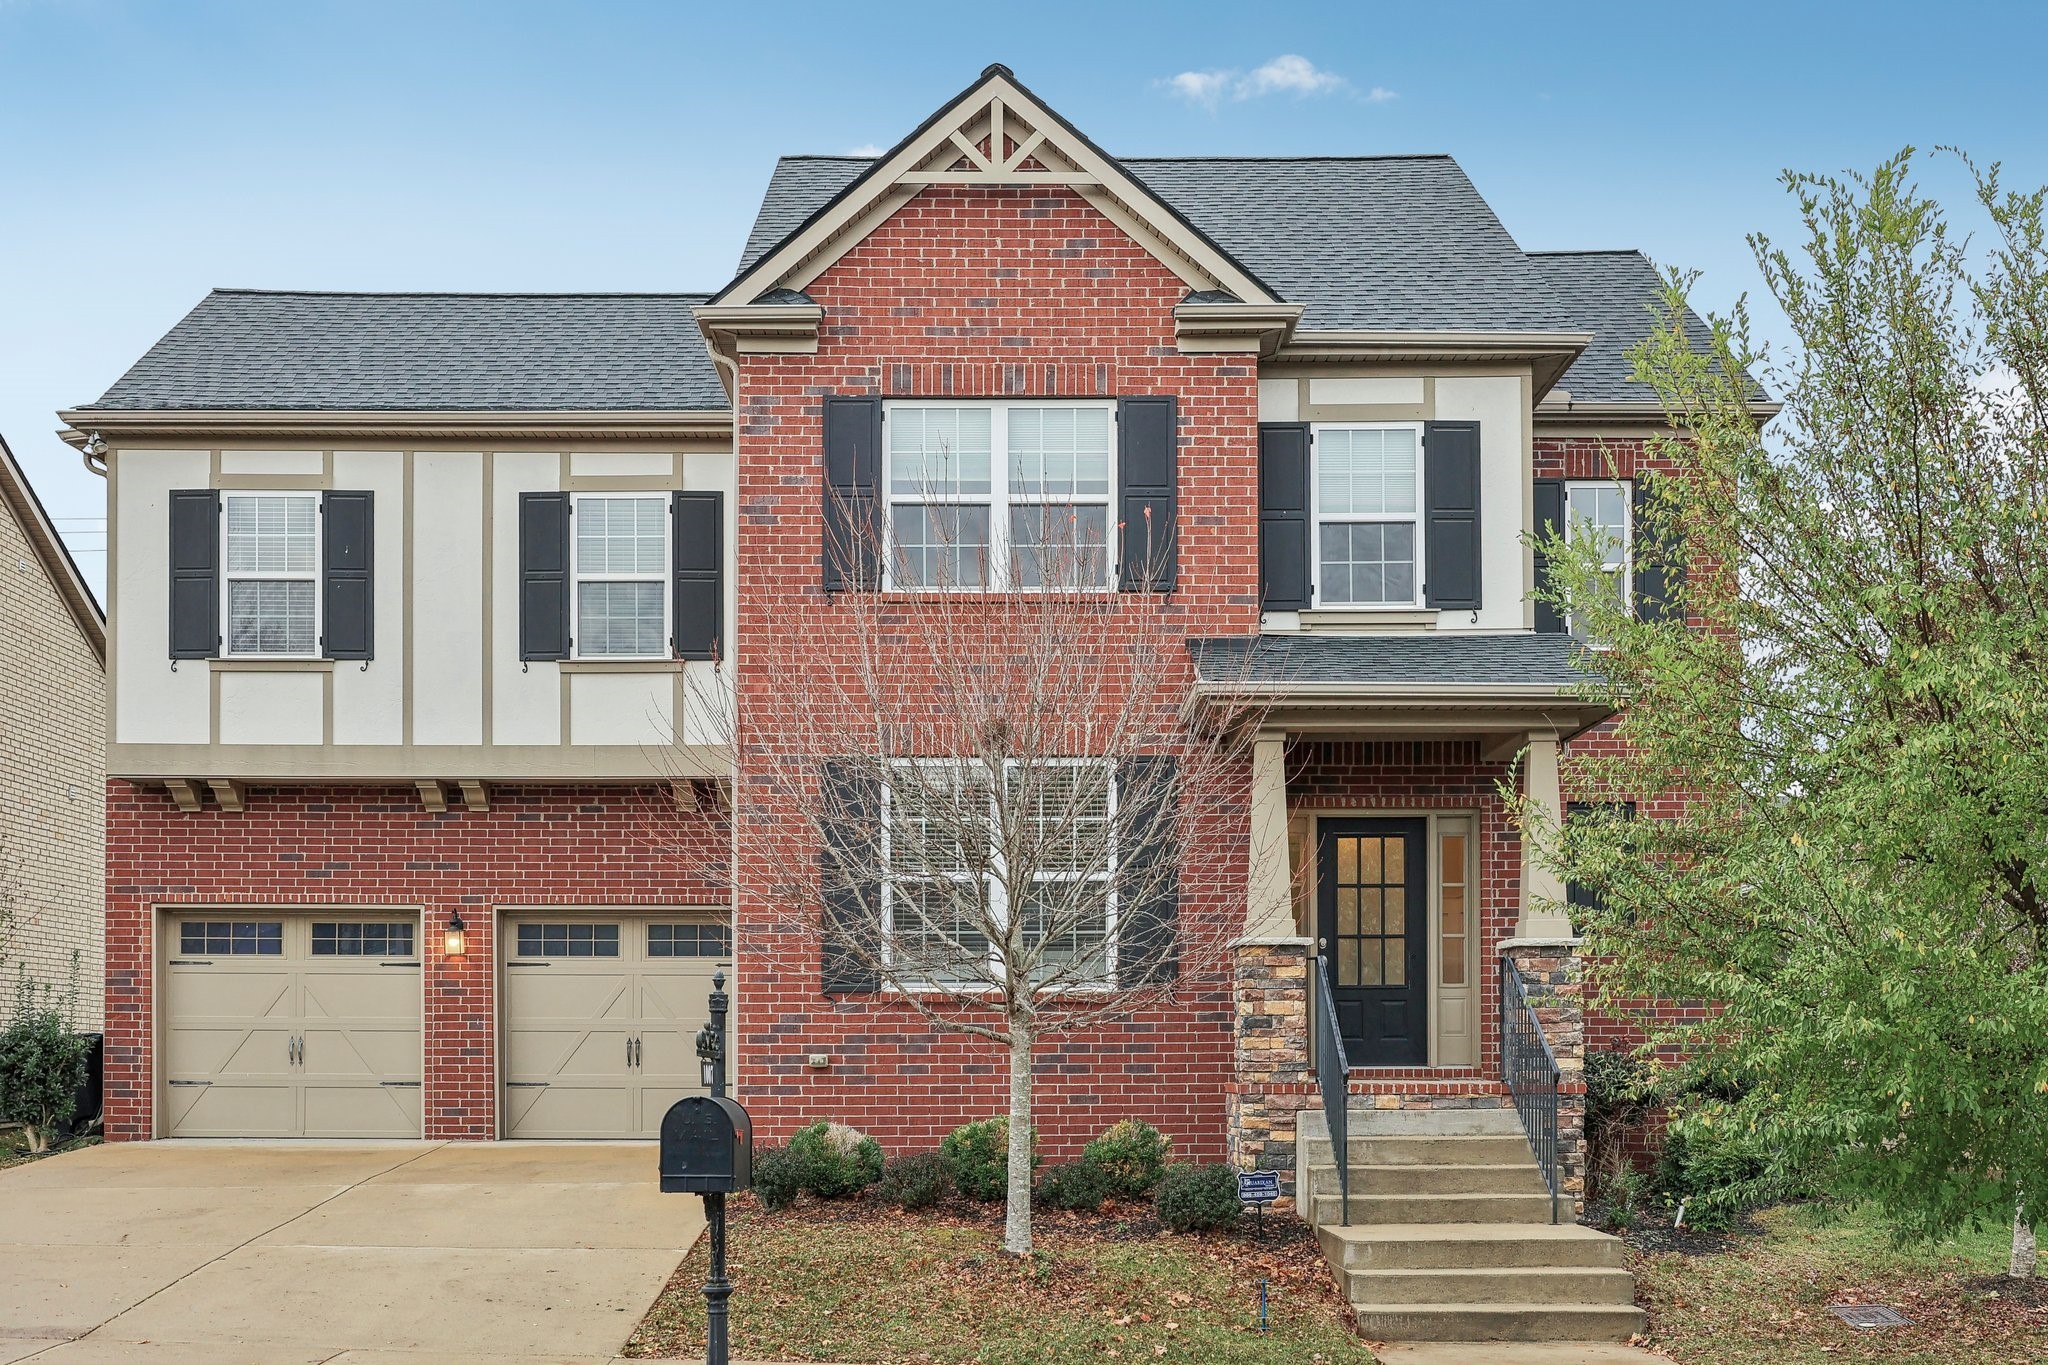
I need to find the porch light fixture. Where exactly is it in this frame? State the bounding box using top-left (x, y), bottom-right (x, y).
top-left (443, 910), bottom-right (467, 959)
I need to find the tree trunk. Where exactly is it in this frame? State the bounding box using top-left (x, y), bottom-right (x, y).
top-left (1002, 1020), bottom-right (1035, 1257)
top-left (2013, 1203), bottom-right (2037, 1280)
top-left (24, 1123), bottom-right (48, 1156)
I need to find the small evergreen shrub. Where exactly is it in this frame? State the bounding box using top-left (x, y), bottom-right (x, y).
top-left (0, 967), bottom-right (89, 1155)
top-left (1081, 1119), bottom-right (1172, 1197)
top-left (1655, 1112), bottom-right (1801, 1230)
top-left (876, 1151), bottom-right (950, 1210)
top-left (941, 1116), bottom-right (1037, 1202)
top-left (787, 1121), bottom-right (884, 1198)
top-left (1036, 1160), bottom-right (1112, 1211)
top-left (1155, 1162), bottom-right (1242, 1233)
top-left (752, 1145), bottom-right (805, 1212)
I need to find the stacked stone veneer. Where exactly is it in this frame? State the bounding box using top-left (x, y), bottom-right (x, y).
top-left (1503, 939), bottom-right (1589, 1215)
top-left (1228, 939), bottom-right (1315, 1195)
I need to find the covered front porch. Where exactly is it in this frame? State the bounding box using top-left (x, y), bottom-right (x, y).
top-left (1189, 633), bottom-right (1610, 1210)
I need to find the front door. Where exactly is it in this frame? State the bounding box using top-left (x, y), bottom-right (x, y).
top-left (1318, 818), bottom-right (1428, 1066)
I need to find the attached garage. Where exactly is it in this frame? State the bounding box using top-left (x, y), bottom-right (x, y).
top-left (500, 911), bottom-right (729, 1139)
top-left (161, 914), bottom-right (422, 1138)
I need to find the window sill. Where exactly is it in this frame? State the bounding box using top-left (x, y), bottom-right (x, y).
top-left (210, 658), bottom-right (336, 673)
top-left (559, 659), bottom-right (685, 673)
top-left (1298, 609), bottom-right (1439, 630)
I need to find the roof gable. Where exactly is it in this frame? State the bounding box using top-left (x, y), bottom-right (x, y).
top-left (1530, 250), bottom-right (1729, 405)
top-left (0, 435), bottom-right (104, 664)
top-left (713, 65), bottom-right (1281, 308)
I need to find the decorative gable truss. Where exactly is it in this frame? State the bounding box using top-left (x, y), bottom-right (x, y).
top-left (695, 65), bottom-right (1303, 364)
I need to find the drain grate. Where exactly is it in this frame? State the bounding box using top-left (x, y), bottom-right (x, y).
top-left (1829, 1304), bottom-right (1911, 1329)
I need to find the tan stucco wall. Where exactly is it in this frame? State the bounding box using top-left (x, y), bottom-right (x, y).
top-left (0, 491), bottom-right (104, 1028)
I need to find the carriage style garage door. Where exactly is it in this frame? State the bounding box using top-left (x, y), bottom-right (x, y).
top-left (500, 912), bottom-right (730, 1139)
top-left (161, 914), bottom-right (423, 1138)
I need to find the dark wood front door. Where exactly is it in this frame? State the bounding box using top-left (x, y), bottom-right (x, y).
top-left (1318, 818), bottom-right (1428, 1066)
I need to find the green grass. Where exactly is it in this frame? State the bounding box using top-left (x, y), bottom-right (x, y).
top-left (1636, 1202), bottom-right (2048, 1364)
top-left (624, 1201), bottom-right (1374, 1364)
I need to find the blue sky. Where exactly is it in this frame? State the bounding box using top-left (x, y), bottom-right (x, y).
top-left (5, 0), bottom-right (2043, 598)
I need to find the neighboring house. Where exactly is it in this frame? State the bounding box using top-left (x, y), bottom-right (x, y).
top-left (62, 64), bottom-right (1766, 1338)
top-left (0, 434), bottom-right (106, 1028)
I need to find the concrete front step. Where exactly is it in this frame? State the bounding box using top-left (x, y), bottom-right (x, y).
top-left (1346, 1265), bottom-right (1639, 1307)
top-left (1310, 1190), bottom-right (1560, 1225)
top-left (1305, 1161), bottom-right (1551, 1198)
top-left (1325, 1106), bottom-right (1526, 1137)
top-left (1300, 1134), bottom-right (1538, 1167)
top-left (1352, 1301), bottom-right (1648, 1343)
top-left (1317, 1221), bottom-right (1628, 1272)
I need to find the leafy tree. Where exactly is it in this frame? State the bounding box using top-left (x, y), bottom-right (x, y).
top-left (1521, 149), bottom-right (2048, 1277)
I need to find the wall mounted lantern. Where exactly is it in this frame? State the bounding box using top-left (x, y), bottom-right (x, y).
top-left (444, 909), bottom-right (467, 959)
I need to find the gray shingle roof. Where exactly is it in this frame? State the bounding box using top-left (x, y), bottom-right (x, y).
top-left (83, 290), bottom-right (727, 412)
top-left (734, 155), bottom-right (1577, 333)
top-left (1529, 251), bottom-right (1731, 405)
top-left (1187, 633), bottom-right (1599, 689)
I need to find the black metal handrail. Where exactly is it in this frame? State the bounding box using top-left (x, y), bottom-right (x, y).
top-left (1313, 953), bottom-right (1350, 1226)
top-left (1500, 954), bottom-right (1562, 1224)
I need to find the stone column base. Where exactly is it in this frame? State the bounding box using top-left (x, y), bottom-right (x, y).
top-left (1503, 939), bottom-right (1589, 1216)
top-left (1227, 937), bottom-right (1313, 1197)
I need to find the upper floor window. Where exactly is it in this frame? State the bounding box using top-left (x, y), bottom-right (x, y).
top-left (1312, 424), bottom-right (1421, 607)
top-left (572, 494), bottom-right (669, 659)
top-left (1565, 481), bottom-right (1631, 638)
top-left (884, 402), bottom-right (1114, 590)
top-left (223, 493), bottom-right (321, 657)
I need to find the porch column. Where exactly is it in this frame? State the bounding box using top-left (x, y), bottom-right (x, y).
top-left (1243, 733), bottom-right (1294, 938)
top-left (1517, 732), bottom-right (1576, 939)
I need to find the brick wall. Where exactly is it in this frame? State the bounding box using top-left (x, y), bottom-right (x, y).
top-left (102, 782), bottom-right (726, 1140)
top-left (727, 183), bottom-right (1260, 1160)
top-left (0, 494), bottom-right (103, 1028)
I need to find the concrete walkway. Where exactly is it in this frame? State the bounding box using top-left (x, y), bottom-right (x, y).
top-left (0, 1141), bottom-right (702, 1363)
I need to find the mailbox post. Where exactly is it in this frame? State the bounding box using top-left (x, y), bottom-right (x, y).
top-left (663, 971), bottom-right (749, 1365)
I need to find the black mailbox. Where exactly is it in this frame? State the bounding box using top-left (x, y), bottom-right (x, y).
top-left (660, 1094), bottom-right (753, 1194)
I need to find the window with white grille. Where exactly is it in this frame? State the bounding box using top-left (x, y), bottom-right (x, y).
top-left (223, 494), bottom-right (320, 656)
top-left (1566, 481), bottom-right (1631, 638)
top-left (572, 495), bottom-right (668, 658)
top-left (1311, 425), bottom-right (1422, 607)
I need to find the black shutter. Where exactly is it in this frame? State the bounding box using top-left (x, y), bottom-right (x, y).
top-left (1117, 396), bottom-right (1178, 591)
top-left (820, 760), bottom-right (882, 994)
top-left (672, 491), bottom-right (722, 660)
top-left (518, 492), bottom-right (571, 661)
top-left (1532, 478), bottom-right (1566, 634)
top-left (822, 396), bottom-right (882, 591)
top-left (1633, 480), bottom-right (1684, 622)
top-left (321, 491), bottom-right (374, 661)
top-left (1258, 423), bottom-right (1311, 611)
top-left (1422, 421), bottom-right (1482, 610)
top-left (1116, 755), bottom-right (1179, 984)
top-left (168, 489), bottom-right (219, 659)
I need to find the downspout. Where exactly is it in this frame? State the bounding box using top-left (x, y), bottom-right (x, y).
top-left (82, 431), bottom-right (109, 478)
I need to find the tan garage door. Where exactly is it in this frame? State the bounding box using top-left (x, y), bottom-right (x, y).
top-left (162, 915), bottom-right (422, 1138)
top-left (500, 913), bottom-right (729, 1139)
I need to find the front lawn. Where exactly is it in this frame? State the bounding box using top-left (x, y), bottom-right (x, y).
top-left (624, 1197), bottom-right (1374, 1364)
top-left (1634, 1202), bottom-right (2048, 1364)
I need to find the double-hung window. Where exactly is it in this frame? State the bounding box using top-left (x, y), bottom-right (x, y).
top-left (1565, 481), bottom-right (1630, 638)
top-left (572, 494), bottom-right (669, 658)
top-left (1311, 424), bottom-right (1422, 607)
top-left (881, 758), bottom-right (1117, 988)
top-left (884, 402), bottom-right (1113, 590)
top-left (223, 493), bottom-right (320, 656)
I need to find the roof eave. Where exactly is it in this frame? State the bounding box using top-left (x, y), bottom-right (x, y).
top-left (1172, 301), bottom-right (1305, 356)
top-left (1276, 328), bottom-right (1592, 398)
top-left (57, 408), bottom-right (735, 445)
top-left (692, 302), bottom-right (826, 358)
top-left (1532, 397), bottom-right (1783, 427)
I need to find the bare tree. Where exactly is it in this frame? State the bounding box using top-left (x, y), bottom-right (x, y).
top-left (682, 474), bottom-right (1270, 1256)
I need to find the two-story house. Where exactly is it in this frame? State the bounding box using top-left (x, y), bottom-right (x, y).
top-left (64, 67), bottom-right (1752, 1210)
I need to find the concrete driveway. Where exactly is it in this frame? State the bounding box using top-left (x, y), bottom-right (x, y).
top-left (0, 1142), bottom-right (703, 1364)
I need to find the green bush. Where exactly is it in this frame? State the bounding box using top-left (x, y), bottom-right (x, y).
top-left (0, 967), bottom-right (88, 1155)
top-left (787, 1121), bottom-right (884, 1198)
top-left (1036, 1160), bottom-right (1112, 1211)
top-left (941, 1116), bottom-right (1037, 1202)
top-left (1655, 1112), bottom-right (1798, 1230)
top-left (1081, 1119), bottom-right (1172, 1198)
top-left (875, 1151), bottom-right (950, 1210)
top-left (752, 1145), bottom-right (805, 1212)
top-left (1155, 1162), bottom-right (1242, 1233)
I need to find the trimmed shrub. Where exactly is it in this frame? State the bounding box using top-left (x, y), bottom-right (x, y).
top-left (1654, 1114), bottom-right (1795, 1230)
top-left (752, 1146), bottom-right (805, 1212)
top-left (1155, 1163), bottom-right (1242, 1233)
top-left (1036, 1160), bottom-right (1112, 1211)
top-left (941, 1116), bottom-right (1037, 1202)
top-left (0, 968), bottom-right (89, 1155)
top-left (1082, 1119), bottom-right (1172, 1198)
top-left (788, 1121), bottom-right (884, 1198)
top-left (876, 1151), bottom-right (950, 1210)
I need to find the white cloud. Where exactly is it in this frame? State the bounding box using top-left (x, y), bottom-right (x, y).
top-left (1161, 55), bottom-right (1377, 109)
top-left (846, 143), bottom-right (884, 157)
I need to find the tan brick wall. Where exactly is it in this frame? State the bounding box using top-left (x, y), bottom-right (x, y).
top-left (0, 493), bottom-right (104, 1029)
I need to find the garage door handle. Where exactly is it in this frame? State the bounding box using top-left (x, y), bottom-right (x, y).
top-left (168, 959), bottom-right (213, 966)
top-left (506, 962), bottom-right (551, 968)
top-left (379, 1080), bottom-right (422, 1087)
top-left (506, 1081), bottom-right (549, 1088)
top-left (380, 961), bottom-right (421, 968)
top-left (167, 1079), bottom-right (211, 1087)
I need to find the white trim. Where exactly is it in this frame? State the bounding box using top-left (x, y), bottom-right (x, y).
top-left (1308, 422), bottom-right (1425, 609)
top-left (880, 399), bottom-right (1117, 593)
top-left (219, 490), bottom-right (322, 660)
top-left (567, 491), bottom-right (671, 661)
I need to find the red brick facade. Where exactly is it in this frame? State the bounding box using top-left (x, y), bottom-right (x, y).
top-left (102, 781), bottom-right (725, 1141)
